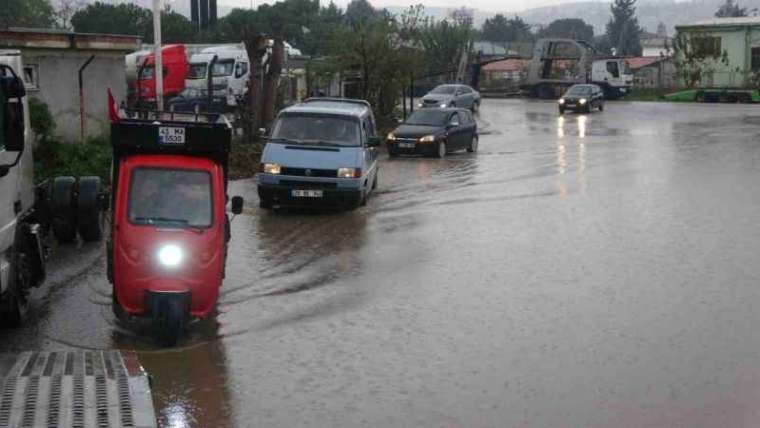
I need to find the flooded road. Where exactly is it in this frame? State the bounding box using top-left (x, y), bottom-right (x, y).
top-left (4, 99), bottom-right (760, 427)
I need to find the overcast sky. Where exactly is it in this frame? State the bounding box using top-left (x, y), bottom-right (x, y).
top-left (217, 0), bottom-right (597, 13)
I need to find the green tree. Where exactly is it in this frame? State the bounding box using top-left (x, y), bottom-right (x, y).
top-left (715, 0), bottom-right (747, 17)
top-left (605, 0), bottom-right (643, 56)
top-left (72, 3), bottom-right (152, 40)
top-left (0, 0), bottom-right (55, 29)
top-left (421, 18), bottom-right (473, 77)
top-left (538, 18), bottom-right (594, 42)
top-left (481, 14), bottom-right (533, 50)
top-left (345, 0), bottom-right (377, 28)
top-left (71, 3), bottom-right (195, 43)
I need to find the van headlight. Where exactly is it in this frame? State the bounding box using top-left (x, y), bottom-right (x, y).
top-left (337, 167), bottom-right (361, 178)
top-left (558, 98), bottom-right (565, 105)
top-left (387, 132), bottom-right (396, 141)
top-left (158, 244), bottom-right (183, 268)
top-left (419, 135), bottom-right (436, 143)
top-left (262, 163), bottom-right (281, 174)
top-left (579, 98), bottom-right (587, 105)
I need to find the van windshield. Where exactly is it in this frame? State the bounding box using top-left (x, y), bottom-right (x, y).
top-left (271, 114), bottom-right (361, 147)
top-left (128, 168), bottom-right (213, 228)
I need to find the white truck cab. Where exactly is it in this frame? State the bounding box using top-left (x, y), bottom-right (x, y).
top-left (0, 50), bottom-right (104, 326)
top-left (186, 45), bottom-right (249, 106)
top-left (591, 59), bottom-right (634, 98)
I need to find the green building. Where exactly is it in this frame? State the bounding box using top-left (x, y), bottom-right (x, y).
top-left (675, 17), bottom-right (760, 88)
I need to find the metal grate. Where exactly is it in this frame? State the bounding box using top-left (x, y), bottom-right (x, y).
top-left (0, 351), bottom-right (156, 427)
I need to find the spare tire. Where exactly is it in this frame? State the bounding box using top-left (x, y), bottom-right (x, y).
top-left (77, 176), bottom-right (103, 242)
top-left (50, 176), bottom-right (77, 243)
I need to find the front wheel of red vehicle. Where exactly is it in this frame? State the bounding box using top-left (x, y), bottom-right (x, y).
top-left (111, 287), bottom-right (128, 323)
top-left (159, 298), bottom-right (186, 347)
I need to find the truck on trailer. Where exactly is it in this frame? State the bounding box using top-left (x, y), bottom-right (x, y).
top-left (186, 44), bottom-right (250, 108)
top-left (522, 38), bottom-right (634, 99)
top-left (0, 50), bottom-right (104, 326)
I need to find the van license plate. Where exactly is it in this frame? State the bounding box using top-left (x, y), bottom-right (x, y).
top-left (292, 190), bottom-right (323, 198)
top-left (158, 127), bottom-right (186, 145)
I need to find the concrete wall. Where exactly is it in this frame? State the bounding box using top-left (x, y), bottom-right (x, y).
top-left (23, 49), bottom-right (127, 142)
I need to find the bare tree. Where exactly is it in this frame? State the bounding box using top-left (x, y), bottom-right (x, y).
top-left (55, 0), bottom-right (87, 30)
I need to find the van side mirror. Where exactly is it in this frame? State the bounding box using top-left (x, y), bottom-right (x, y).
top-left (231, 196), bottom-right (244, 215)
top-left (0, 75), bottom-right (26, 152)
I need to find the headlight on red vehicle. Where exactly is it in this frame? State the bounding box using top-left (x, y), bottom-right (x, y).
top-left (337, 167), bottom-right (361, 178)
top-left (158, 244), bottom-right (183, 268)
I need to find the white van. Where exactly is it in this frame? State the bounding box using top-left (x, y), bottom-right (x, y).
top-left (186, 45), bottom-right (249, 106)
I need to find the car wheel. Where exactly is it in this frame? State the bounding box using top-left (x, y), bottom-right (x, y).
top-left (471, 101), bottom-right (480, 113)
top-left (388, 148), bottom-right (398, 158)
top-left (467, 135), bottom-right (479, 153)
top-left (559, 107), bottom-right (565, 115)
top-left (599, 102), bottom-right (604, 111)
top-left (435, 140), bottom-right (448, 159)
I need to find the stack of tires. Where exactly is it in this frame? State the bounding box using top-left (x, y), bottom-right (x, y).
top-left (49, 176), bottom-right (105, 244)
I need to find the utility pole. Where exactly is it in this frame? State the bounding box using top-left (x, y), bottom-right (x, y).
top-left (153, 0), bottom-right (164, 111)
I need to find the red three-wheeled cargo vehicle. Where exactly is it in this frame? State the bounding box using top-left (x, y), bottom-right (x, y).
top-left (108, 113), bottom-right (244, 345)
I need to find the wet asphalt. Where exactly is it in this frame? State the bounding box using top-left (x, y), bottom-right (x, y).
top-left (3, 99), bottom-right (760, 427)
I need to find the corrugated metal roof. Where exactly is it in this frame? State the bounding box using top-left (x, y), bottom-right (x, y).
top-left (482, 59), bottom-right (529, 72)
top-left (626, 56), bottom-right (668, 70)
top-left (678, 16), bottom-right (760, 28)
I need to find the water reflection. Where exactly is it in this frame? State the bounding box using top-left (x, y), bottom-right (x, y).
top-left (112, 319), bottom-right (234, 427)
top-left (555, 115), bottom-right (589, 196)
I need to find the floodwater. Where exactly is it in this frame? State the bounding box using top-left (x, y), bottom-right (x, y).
top-left (3, 99), bottom-right (760, 427)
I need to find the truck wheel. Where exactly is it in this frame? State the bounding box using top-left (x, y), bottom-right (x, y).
top-left (50, 176), bottom-right (77, 244)
top-left (1, 236), bottom-right (33, 327)
top-left (77, 176), bottom-right (103, 242)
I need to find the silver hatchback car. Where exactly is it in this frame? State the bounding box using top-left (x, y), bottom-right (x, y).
top-left (419, 84), bottom-right (481, 111)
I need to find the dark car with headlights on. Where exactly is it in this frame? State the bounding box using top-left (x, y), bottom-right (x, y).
top-left (558, 84), bottom-right (604, 114)
top-left (387, 108), bottom-right (478, 158)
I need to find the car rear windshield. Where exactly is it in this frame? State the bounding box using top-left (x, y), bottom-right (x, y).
top-left (272, 114), bottom-right (361, 147)
top-left (128, 168), bottom-right (213, 228)
top-left (406, 110), bottom-right (450, 126)
top-left (566, 86), bottom-right (593, 96)
top-left (431, 85), bottom-right (457, 95)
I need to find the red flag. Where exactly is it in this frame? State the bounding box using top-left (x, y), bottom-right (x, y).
top-left (108, 88), bottom-right (120, 123)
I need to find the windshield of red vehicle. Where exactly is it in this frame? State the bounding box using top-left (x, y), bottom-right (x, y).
top-left (128, 168), bottom-right (213, 228)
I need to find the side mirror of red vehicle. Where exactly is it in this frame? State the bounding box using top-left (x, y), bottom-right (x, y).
top-left (231, 196), bottom-right (244, 215)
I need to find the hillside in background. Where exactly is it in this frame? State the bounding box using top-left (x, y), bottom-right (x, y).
top-left (519, 0), bottom-right (760, 34)
top-left (53, 0), bottom-right (760, 36)
top-left (389, 0), bottom-right (760, 34)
